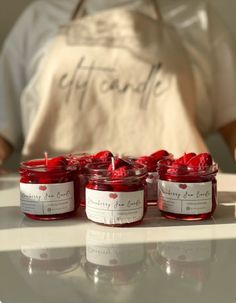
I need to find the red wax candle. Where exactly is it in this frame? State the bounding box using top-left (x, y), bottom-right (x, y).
top-left (127, 149), bottom-right (171, 206)
top-left (66, 150), bottom-right (113, 207)
top-left (85, 159), bottom-right (148, 227)
top-left (19, 156), bottom-right (79, 220)
top-left (66, 153), bottom-right (93, 207)
top-left (157, 153), bottom-right (218, 220)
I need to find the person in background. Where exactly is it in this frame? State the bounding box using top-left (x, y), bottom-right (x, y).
top-left (0, 0), bottom-right (236, 169)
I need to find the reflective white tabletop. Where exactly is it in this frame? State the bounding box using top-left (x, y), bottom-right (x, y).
top-left (0, 173), bottom-right (236, 303)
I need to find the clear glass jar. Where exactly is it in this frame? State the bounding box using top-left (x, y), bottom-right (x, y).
top-left (124, 154), bottom-right (172, 206)
top-left (19, 159), bottom-right (79, 220)
top-left (85, 162), bottom-right (148, 226)
top-left (157, 161), bottom-right (218, 220)
top-left (66, 153), bottom-right (93, 207)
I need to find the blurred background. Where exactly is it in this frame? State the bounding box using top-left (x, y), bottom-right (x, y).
top-left (0, 0), bottom-right (236, 172)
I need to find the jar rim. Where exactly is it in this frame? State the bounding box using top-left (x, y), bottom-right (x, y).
top-left (20, 159), bottom-right (76, 172)
top-left (86, 161), bottom-right (148, 179)
top-left (157, 160), bottom-right (218, 176)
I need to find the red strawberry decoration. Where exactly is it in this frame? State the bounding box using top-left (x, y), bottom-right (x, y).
top-left (111, 166), bottom-right (129, 178)
top-left (187, 153), bottom-right (213, 170)
top-left (159, 152), bottom-right (214, 181)
top-left (135, 156), bottom-right (157, 172)
top-left (67, 154), bottom-right (93, 168)
top-left (47, 156), bottom-right (68, 168)
top-left (150, 149), bottom-right (169, 161)
top-left (174, 153), bottom-right (196, 165)
top-left (26, 159), bottom-right (45, 166)
top-left (93, 150), bottom-right (113, 162)
top-left (159, 158), bottom-right (174, 166)
top-left (108, 158), bottom-right (132, 171)
top-left (167, 162), bottom-right (188, 176)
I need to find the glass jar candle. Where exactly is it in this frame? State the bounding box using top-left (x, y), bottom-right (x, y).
top-left (126, 150), bottom-right (171, 206)
top-left (19, 157), bottom-right (79, 220)
top-left (66, 153), bottom-right (93, 207)
top-left (124, 156), bottom-right (158, 206)
top-left (67, 150), bottom-right (114, 207)
top-left (157, 159), bottom-right (218, 220)
top-left (85, 161), bottom-right (148, 226)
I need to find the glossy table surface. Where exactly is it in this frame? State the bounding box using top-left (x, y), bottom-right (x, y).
top-left (0, 173), bottom-right (236, 303)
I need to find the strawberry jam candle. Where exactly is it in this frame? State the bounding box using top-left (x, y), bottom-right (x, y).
top-left (19, 156), bottom-right (79, 220)
top-left (157, 153), bottom-right (218, 221)
top-left (67, 153), bottom-right (93, 207)
top-left (85, 158), bottom-right (148, 226)
top-left (67, 150), bottom-right (114, 207)
top-left (133, 150), bottom-right (171, 206)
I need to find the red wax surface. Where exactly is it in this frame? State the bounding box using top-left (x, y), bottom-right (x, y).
top-left (19, 157), bottom-right (79, 221)
top-left (66, 153), bottom-right (93, 207)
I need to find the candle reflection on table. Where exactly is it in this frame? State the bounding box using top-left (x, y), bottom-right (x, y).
top-left (149, 239), bottom-right (215, 293)
top-left (83, 228), bottom-right (147, 285)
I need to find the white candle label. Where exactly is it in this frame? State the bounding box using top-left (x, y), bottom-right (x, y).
top-left (20, 182), bottom-right (74, 215)
top-left (158, 180), bottom-right (212, 214)
top-left (86, 189), bottom-right (144, 224)
top-left (146, 172), bottom-right (158, 202)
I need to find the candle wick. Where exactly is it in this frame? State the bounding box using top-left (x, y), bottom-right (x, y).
top-left (44, 152), bottom-right (48, 166)
top-left (111, 157), bottom-right (115, 170)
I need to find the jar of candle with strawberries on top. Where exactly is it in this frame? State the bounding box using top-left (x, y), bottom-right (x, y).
top-left (19, 155), bottom-right (80, 220)
top-left (157, 152), bottom-right (218, 221)
top-left (66, 150), bottom-right (114, 207)
top-left (125, 149), bottom-right (171, 206)
top-left (85, 157), bottom-right (148, 227)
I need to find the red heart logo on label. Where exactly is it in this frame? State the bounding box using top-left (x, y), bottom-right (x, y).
top-left (179, 184), bottom-right (187, 190)
top-left (39, 185), bottom-right (47, 191)
top-left (109, 193), bottom-right (118, 199)
top-left (109, 259), bottom-right (118, 265)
